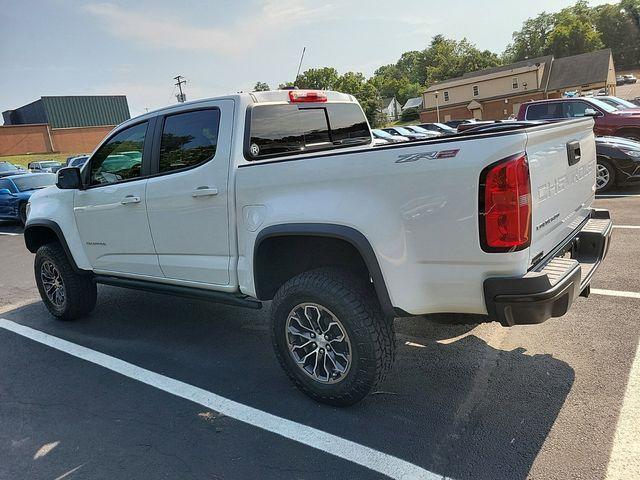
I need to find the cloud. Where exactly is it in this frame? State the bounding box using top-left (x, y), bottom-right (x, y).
top-left (83, 1), bottom-right (335, 55)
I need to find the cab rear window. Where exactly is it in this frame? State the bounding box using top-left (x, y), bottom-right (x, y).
top-left (247, 103), bottom-right (370, 160)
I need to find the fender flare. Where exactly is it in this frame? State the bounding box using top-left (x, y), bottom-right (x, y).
top-left (253, 223), bottom-right (395, 316)
top-left (24, 219), bottom-right (89, 274)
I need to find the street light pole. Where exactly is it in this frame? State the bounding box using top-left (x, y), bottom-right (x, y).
top-left (434, 91), bottom-right (440, 123)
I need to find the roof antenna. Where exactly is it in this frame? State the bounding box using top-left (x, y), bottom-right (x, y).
top-left (295, 47), bottom-right (306, 84)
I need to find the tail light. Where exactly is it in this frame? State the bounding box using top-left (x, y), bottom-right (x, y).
top-left (479, 153), bottom-right (531, 252)
top-left (288, 90), bottom-right (327, 103)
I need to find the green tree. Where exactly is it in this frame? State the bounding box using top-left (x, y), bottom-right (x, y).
top-left (595, 1), bottom-right (640, 68)
top-left (546, 2), bottom-right (603, 58)
top-left (253, 81), bottom-right (270, 91)
top-left (503, 13), bottom-right (555, 62)
top-left (294, 67), bottom-right (340, 89)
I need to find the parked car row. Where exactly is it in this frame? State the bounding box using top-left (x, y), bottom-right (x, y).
top-left (517, 96), bottom-right (640, 141)
top-left (0, 173), bottom-right (57, 224)
top-left (616, 74), bottom-right (637, 86)
top-left (460, 120), bottom-right (640, 193)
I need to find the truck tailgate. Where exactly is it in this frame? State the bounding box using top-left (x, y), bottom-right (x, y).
top-left (526, 119), bottom-right (597, 265)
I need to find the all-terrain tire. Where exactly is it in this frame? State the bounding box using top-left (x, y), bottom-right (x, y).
top-left (271, 267), bottom-right (395, 406)
top-left (35, 242), bottom-right (97, 320)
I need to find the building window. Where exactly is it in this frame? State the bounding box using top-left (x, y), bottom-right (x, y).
top-left (443, 91), bottom-right (449, 102)
top-left (512, 77), bottom-right (519, 89)
top-left (472, 85), bottom-right (479, 97)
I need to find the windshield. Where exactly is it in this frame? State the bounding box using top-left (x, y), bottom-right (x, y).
top-left (407, 126), bottom-right (430, 133)
top-left (587, 98), bottom-right (618, 113)
top-left (0, 162), bottom-right (19, 172)
top-left (13, 174), bottom-right (56, 192)
top-left (394, 127), bottom-right (415, 135)
top-left (40, 161), bottom-right (62, 167)
top-left (601, 97), bottom-right (637, 109)
top-left (70, 156), bottom-right (89, 167)
top-left (372, 129), bottom-right (394, 139)
top-left (434, 123), bottom-right (457, 133)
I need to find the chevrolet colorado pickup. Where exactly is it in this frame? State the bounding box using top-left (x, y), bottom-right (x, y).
top-left (24, 90), bottom-right (612, 405)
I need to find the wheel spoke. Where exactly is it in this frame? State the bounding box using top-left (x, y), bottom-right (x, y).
top-left (291, 340), bottom-right (313, 352)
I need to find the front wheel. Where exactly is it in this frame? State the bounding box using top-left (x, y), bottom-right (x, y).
top-left (596, 160), bottom-right (615, 192)
top-left (35, 243), bottom-right (97, 320)
top-left (271, 268), bottom-right (395, 406)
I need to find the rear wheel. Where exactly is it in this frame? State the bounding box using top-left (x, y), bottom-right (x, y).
top-left (271, 267), bottom-right (395, 406)
top-left (35, 243), bottom-right (97, 320)
top-left (595, 160), bottom-right (615, 192)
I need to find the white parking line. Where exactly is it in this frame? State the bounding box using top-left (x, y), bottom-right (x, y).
top-left (596, 194), bottom-right (640, 198)
top-left (0, 319), bottom-right (446, 480)
top-left (591, 289), bottom-right (640, 299)
top-left (605, 338), bottom-right (640, 479)
top-left (613, 225), bottom-right (640, 230)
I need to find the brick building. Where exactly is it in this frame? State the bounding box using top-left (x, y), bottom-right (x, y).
top-left (1, 95), bottom-right (130, 155)
top-left (420, 49), bottom-right (617, 123)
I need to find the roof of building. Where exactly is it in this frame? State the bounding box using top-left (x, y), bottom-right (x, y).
top-left (3, 95), bottom-right (130, 128)
top-left (428, 55), bottom-right (553, 90)
top-left (546, 49), bottom-right (612, 91)
top-left (381, 97), bottom-right (397, 107)
top-left (402, 97), bottom-right (423, 109)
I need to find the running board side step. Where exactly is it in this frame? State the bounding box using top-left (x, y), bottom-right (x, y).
top-left (93, 275), bottom-right (263, 310)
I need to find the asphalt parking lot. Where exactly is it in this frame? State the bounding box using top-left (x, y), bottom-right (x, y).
top-left (1, 187), bottom-right (639, 480)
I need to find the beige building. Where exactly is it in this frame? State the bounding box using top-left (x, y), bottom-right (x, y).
top-left (421, 49), bottom-right (617, 123)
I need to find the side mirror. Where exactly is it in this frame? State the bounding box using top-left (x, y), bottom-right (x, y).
top-left (584, 108), bottom-right (600, 117)
top-left (0, 188), bottom-right (13, 196)
top-left (56, 167), bottom-right (83, 190)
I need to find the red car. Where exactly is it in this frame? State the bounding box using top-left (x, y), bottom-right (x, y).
top-left (517, 97), bottom-right (640, 141)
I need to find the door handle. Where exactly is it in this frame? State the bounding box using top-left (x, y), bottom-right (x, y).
top-left (121, 195), bottom-right (141, 205)
top-left (192, 186), bottom-right (218, 197)
top-left (566, 141), bottom-right (581, 166)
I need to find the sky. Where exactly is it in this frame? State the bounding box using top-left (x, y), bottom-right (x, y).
top-left (0, 0), bottom-right (617, 119)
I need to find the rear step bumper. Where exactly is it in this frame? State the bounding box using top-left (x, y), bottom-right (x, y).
top-left (484, 209), bottom-right (612, 326)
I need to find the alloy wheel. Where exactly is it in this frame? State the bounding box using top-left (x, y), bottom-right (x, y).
top-left (285, 303), bottom-right (352, 384)
top-left (41, 261), bottom-right (66, 307)
top-left (596, 163), bottom-right (610, 191)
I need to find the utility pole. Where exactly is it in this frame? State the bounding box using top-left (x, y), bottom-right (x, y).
top-left (174, 75), bottom-right (187, 103)
top-left (434, 91), bottom-right (440, 123)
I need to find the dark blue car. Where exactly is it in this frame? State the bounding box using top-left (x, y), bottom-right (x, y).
top-left (0, 173), bottom-right (56, 225)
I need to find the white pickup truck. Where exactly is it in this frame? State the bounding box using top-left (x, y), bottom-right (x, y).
top-left (25, 90), bottom-right (612, 405)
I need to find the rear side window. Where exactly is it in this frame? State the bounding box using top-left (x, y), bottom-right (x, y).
top-left (159, 109), bottom-right (220, 173)
top-left (525, 102), bottom-right (565, 120)
top-left (247, 103), bottom-right (370, 160)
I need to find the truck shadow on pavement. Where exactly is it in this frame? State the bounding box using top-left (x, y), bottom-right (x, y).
top-left (3, 287), bottom-right (575, 480)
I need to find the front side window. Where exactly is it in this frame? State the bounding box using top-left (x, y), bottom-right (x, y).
top-left (565, 101), bottom-right (596, 118)
top-left (0, 179), bottom-right (15, 192)
top-left (89, 122), bottom-right (147, 186)
top-left (159, 109), bottom-right (220, 173)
